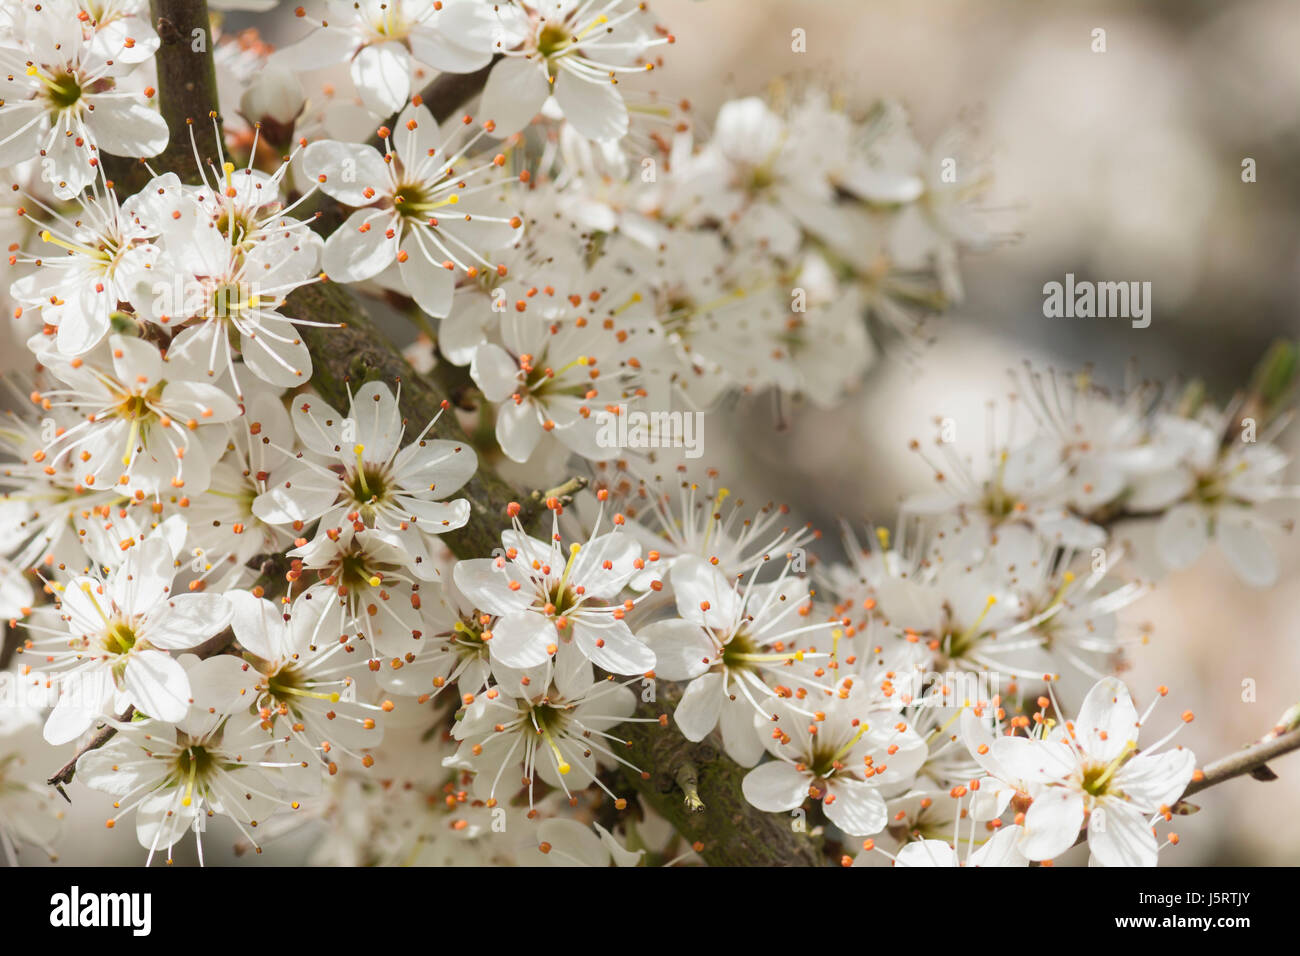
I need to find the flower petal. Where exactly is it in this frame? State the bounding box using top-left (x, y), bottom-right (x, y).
top-left (1018, 787), bottom-right (1085, 861)
top-left (673, 671), bottom-right (724, 741)
top-left (741, 759), bottom-right (808, 813)
top-left (479, 56), bottom-right (549, 137)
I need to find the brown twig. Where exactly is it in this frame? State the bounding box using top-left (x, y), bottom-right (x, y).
top-left (103, 0), bottom-right (222, 193)
top-left (47, 708), bottom-right (134, 797)
top-left (1183, 723), bottom-right (1300, 799)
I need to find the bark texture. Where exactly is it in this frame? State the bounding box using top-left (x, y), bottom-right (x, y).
top-left (618, 681), bottom-right (827, 866)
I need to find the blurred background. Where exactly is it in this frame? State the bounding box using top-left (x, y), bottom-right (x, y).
top-left (5, 0), bottom-right (1298, 865)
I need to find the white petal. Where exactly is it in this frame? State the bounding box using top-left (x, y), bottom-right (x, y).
top-left (44, 669), bottom-right (113, 745)
top-left (553, 67), bottom-right (628, 142)
top-left (399, 236), bottom-right (456, 317)
top-left (469, 343), bottom-right (520, 403)
top-left (673, 671), bottom-right (724, 741)
top-left (1113, 748), bottom-right (1196, 811)
top-left (969, 824), bottom-right (1030, 867)
top-left (452, 559), bottom-right (533, 615)
top-left (495, 398), bottom-right (543, 462)
top-left (351, 41), bottom-right (411, 117)
top-left (252, 463), bottom-right (341, 525)
top-left (1217, 508), bottom-right (1278, 588)
top-left (1074, 676), bottom-right (1141, 765)
top-left (822, 776), bottom-right (887, 836)
top-left (292, 394), bottom-right (346, 456)
top-left (145, 593), bottom-right (233, 650)
top-left (0, 102), bottom-right (46, 167)
top-left (533, 818), bottom-right (608, 867)
top-left (990, 735), bottom-right (1076, 786)
top-left (302, 140), bottom-right (390, 207)
top-left (272, 27), bottom-right (359, 70)
top-left (349, 380), bottom-right (403, 461)
top-left (393, 439), bottom-right (477, 498)
top-left (741, 760), bottom-right (808, 813)
top-left (240, 319), bottom-right (313, 389)
top-left (85, 97), bottom-right (169, 157)
top-left (1018, 787), bottom-right (1085, 861)
top-left (227, 590), bottom-right (289, 662)
top-left (479, 56), bottom-right (549, 137)
top-left (123, 650), bottom-right (192, 722)
top-left (1155, 503), bottom-right (1208, 570)
top-left (323, 208), bottom-right (400, 282)
top-left (112, 536), bottom-right (173, 612)
top-left (669, 555), bottom-right (742, 630)
top-left (718, 691), bottom-right (765, 767)
top-left (553, 639), bottom-right (594, 701)
top-left (637, 619), bottom-right (712, 681)
top-left (895, 840), bottom-right (958, 867)
top-left (1088, 800), bottom-right (1158, 867)
top-left (489, 612), bottom-right (556, 668)
top-left (571, 619), bottom-right (654, 675)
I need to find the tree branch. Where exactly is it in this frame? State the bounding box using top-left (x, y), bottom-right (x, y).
top-left (46, 708), bottom-right (134, 798)
top-left (1183, 718), bottom-right (1300, 799)
top-left (105, 0), bottom-right (222, 192)
top-left (417, 60), bottom-right (499, 124)
top-left (618, 680), bottom-right (827, 866)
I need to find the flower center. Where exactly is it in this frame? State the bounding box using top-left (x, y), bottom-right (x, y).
top-left (1193, 471), bottom-right (1226, 506)
top-left (451, 617), bottom-right (489, 650)
top-left (347, 461), bottom-right (391, 507)
top-left (115, 389), bottom-right (161, 423)
top-left (103, 621), bottom-right (137, 656)
top-left (369, 4), bottom-right (412, 40)
top-left (215, 209), bottom-right (255, 246)
top-left (1080, 742), bottom-right (1136, 798)
top-left (265, 664), bottom-right (303, 703)
top-left (808, 748), bottom-right (839, 781)
top-left (537, 23), bottom-right (570, 58)
top-left (393, 182), bottom-right (434, 219)
top-left (210, 280), bottom-right (256, 319)
top-left (44, 71), bottom-right (83, 110)
top-left (335, 552), bottom-right (384, 592)
top-left (941, 595), bottom-right (998, 662)
top-left (171, 743), bottom-right (220, 808)
top-left (264, 663), bottom-right (341, 713)
top-left (746, 164), bottom-right (777, 193)
top-left (720, 629), bottom-right (760, 670)
top-left (529, 700), bottom-right (574, 774)
top-left (530, 701), bottom-right (566, 735)
top-left (547, 582), bottom-right (580, 617)
top-left (1080, 763), bottom-right (1113, 797)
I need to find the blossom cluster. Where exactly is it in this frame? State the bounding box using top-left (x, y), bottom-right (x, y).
top-left (0, 0), bottom-right (1293, 869)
